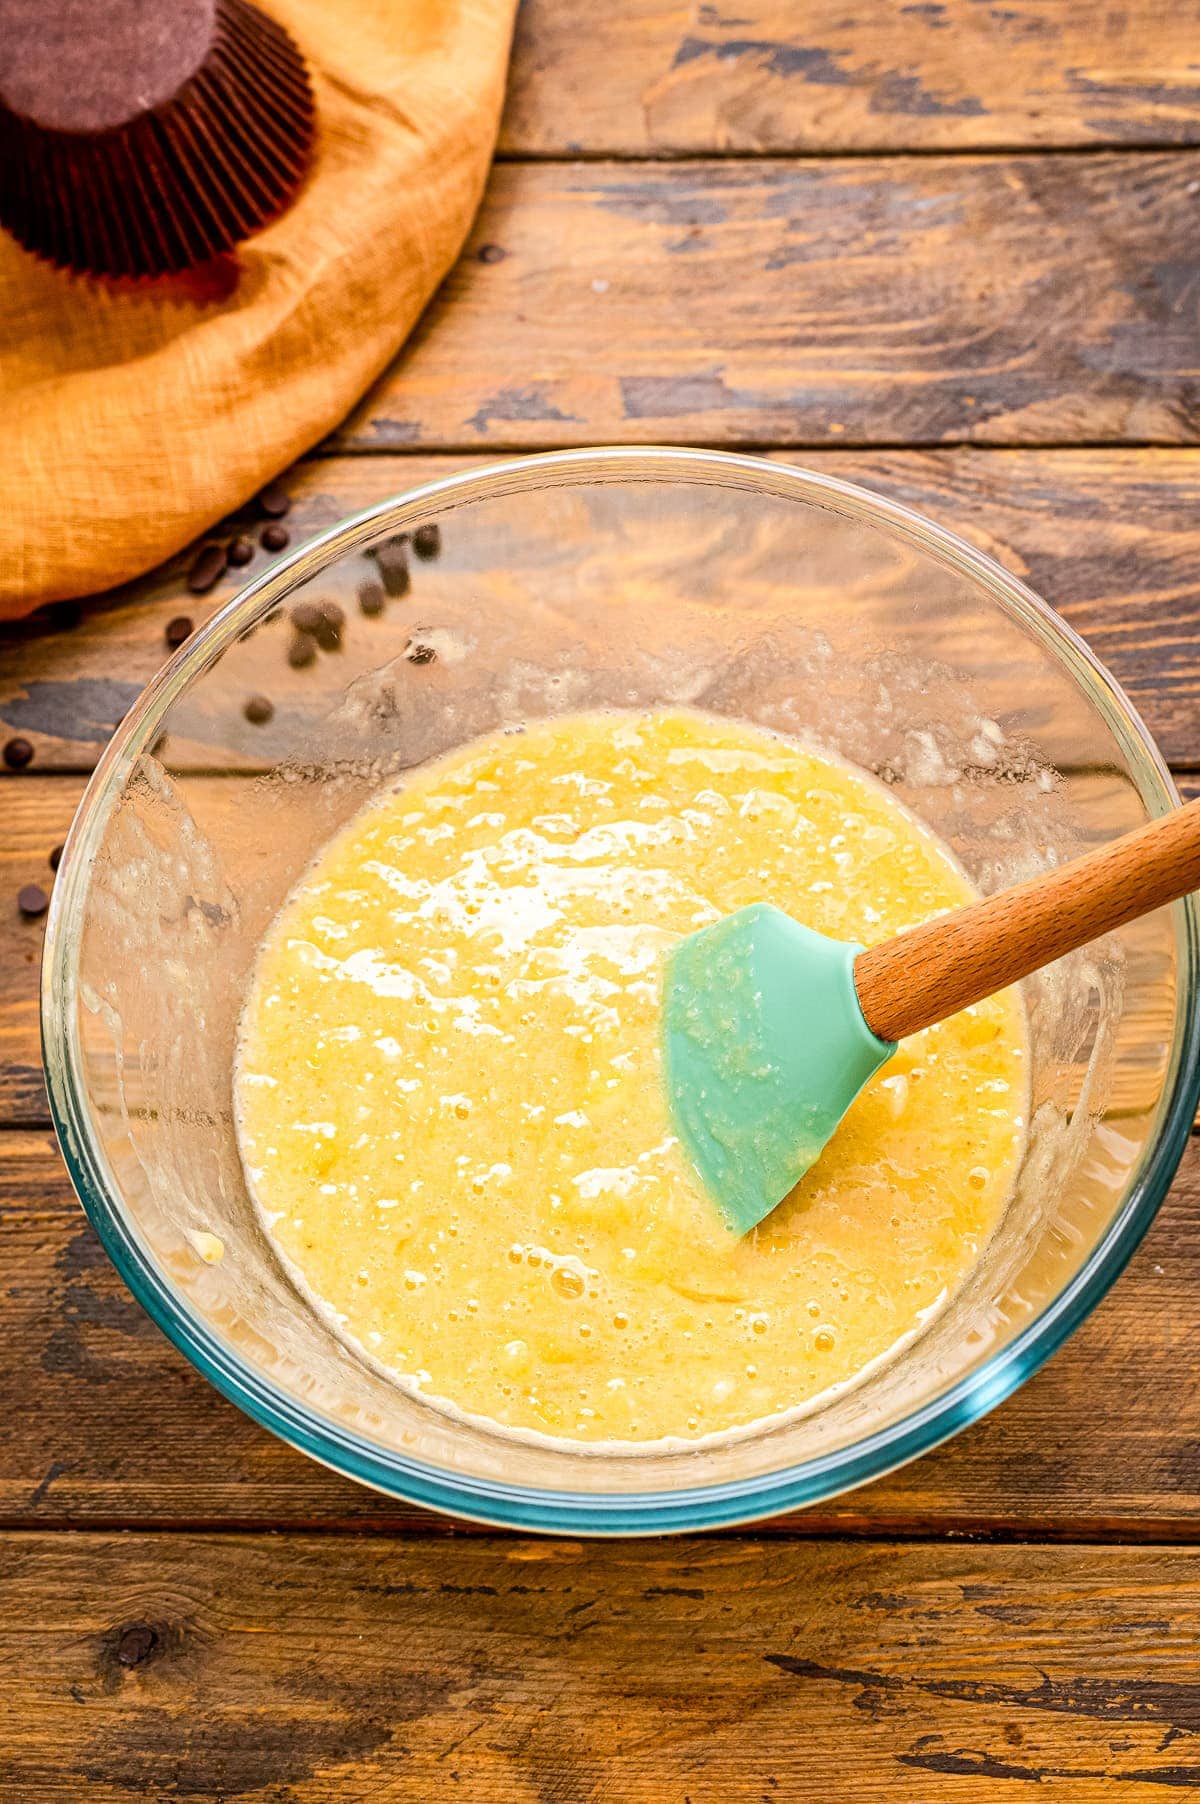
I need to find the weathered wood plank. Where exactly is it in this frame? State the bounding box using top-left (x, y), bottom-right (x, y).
top-left (3, 1531), bottom-right (1199, 1799)
top-left (3, 1128), bottom-right (1199, 1535)
top-left (4, 449), bottom-right (1200, 772)
top-left (0, 784), bottom-right (75, 1125)
top-left (334, 156), bottom-right (1200, 451)
top-left (503, 0), bottom-right (1200, 155)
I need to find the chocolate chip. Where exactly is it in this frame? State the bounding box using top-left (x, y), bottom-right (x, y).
top-left (244, 694), bottom-right (274, 725)
top-left (18, 884), bottom-right (48, 917)
top-left (357, 579), bottom-right (385, 617)
top-left (261, 524), bottom-right (289, 553)
top-left (412, 523), bottom-right (441, 561)
top-left (290, 601), bottom-right (324, 634)
top-left (314, 602), bottom-right (345, 652)
top-left (257, 480), bottom-right (292, 519)
top-left (165, 615), bottom-right (194, 649)
top-left (3, 737), bottom-right (34, 770)
top-left (187, 543), bottom-right (227, 594)
top-left (405, 638), bottom-right (436, 665)
top-left (227, 535), bottom-right (255, 567)
top-left (378, 545), bottom-right (410, 598)
top-left (287, 633), bottom-right (316, 669)
top-left (477, 243), bottom-right (506, 264)
top-left (49, 844), bottom-right (64, 871)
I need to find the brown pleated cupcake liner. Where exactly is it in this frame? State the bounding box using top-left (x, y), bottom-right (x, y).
top-left (0, 0), bottom-right (315, 280)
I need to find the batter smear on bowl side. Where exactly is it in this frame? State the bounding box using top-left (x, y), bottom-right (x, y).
top-left (236, 709), bottom-right (1027, 1445)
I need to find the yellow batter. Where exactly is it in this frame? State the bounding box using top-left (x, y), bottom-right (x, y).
top-left (236, 709), bottom-right (1026, 1444)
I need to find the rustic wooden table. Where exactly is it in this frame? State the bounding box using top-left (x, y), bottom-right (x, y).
top-left (4, 3), bottom-right (1200, 1795)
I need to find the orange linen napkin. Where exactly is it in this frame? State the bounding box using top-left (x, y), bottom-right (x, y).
top-left (1, 0), bottom-right (516, 617)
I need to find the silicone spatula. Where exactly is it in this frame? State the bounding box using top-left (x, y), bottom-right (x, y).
top-left (664, 796), bottom-right (1200, 1235)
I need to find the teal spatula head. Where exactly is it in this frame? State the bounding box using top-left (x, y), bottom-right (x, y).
top-left (664, 903), bottom-right (895, 1235)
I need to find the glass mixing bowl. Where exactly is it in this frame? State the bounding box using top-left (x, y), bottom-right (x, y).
top-left (42, 448), bottom-right (1200, 1533)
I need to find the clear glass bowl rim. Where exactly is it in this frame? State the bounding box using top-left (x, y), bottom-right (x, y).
top-left (40, 446), bottom-right (1200, 1534)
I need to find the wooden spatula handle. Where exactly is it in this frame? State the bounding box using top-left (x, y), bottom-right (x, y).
top-left (855, 796), bottom-right (1200, 1044)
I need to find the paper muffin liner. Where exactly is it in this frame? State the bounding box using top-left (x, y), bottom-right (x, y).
top-left (0, 0), bottom-right (315, 279)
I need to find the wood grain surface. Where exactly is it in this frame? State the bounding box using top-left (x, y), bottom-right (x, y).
top-left (5, 1532), bottom-right (1200, 1799)
top-left (4, 448), bottom-right (1200, 770)
top-left (3, 1126), bottom-right (1198, 1537)
top-left (0, 784), bottom-right (65, 1126)
top-left (333, 155), bottom-right (1200, 452)
top-left (503, 0), bottom-right (1200, 155)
